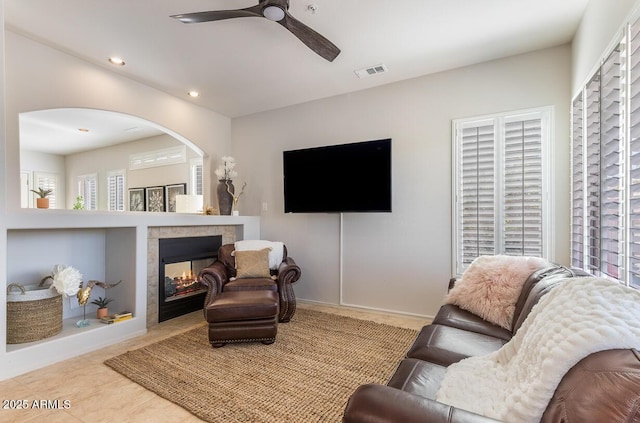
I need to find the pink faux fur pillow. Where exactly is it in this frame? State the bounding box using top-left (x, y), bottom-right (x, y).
top-left (445, 255), bottom-right (549, 330)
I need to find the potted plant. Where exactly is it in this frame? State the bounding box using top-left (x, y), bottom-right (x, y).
top-left (30, 187), bottom-right (53, 209)
top-left (72, 195), bottom-right (84, 210)
top-left (91, 296), bottom-right (113, 319)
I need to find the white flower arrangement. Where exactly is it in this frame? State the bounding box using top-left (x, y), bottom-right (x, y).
top-left (214, 156), bottom-right (238, 181)
top-left (50, 264), bottom-right (82, 298)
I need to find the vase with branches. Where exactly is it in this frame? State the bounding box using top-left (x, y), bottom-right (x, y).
top-left (215, 156), bottom-right (240, 215)
top-left (226, 181), bottom-right (246, 215)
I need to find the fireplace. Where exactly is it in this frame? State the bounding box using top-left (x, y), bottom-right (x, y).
top-left (158, 235), bottom-right (222, 322)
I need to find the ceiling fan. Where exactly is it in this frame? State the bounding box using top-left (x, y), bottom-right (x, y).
top-left (171, 0), bottom-right (341, 62)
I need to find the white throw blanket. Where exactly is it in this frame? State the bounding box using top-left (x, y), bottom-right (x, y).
top-left (234, 240), bottom-right (284, 270)
top-left (435, 277), bottom-right (640, 422)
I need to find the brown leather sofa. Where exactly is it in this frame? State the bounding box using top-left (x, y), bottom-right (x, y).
top-left (199, 243), bottom-right (301, 322)
top-left (343, 266), bottom-right (640, 422)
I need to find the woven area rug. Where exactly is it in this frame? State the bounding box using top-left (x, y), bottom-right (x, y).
top-left (105, 308), bottom-right (418, 422)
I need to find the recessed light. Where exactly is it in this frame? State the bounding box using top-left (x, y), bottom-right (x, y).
top-left (108, 57), bottom-right (126, 66)
top-left (187, 91), bottom-right (199, 98)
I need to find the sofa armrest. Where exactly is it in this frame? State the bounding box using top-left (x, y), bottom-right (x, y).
top-left (277, 256), bottom-right (301, 286)
top-left (343, 384), bottom-right (500, 423)
top-left (199, 261), bottom-right (228, 310)
top-left (276, 257), bottom-right (301, 322)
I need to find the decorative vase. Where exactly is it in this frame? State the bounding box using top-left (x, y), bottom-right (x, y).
top-left (97, 308), bottom-right (109, 319)
top-left (217, 179), bottom-right (234, 215)
top-left (36, 198), bottom-right (49, 209)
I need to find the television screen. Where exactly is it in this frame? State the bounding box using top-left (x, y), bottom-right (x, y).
top-left (283, 139), bottom-right (392, 213)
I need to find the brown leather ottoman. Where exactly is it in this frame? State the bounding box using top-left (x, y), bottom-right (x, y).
top-left (204, 290), bottom-right (279, 347)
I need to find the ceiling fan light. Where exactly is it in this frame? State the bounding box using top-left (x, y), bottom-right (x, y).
top-left (263, 5), bottom-right (285, 21)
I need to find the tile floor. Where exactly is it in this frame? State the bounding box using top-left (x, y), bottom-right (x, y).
top-left (0, 302), bottom-right (429, 423)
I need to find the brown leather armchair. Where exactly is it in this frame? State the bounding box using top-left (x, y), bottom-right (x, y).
top-left (199, 243), bottom-right (301, 322)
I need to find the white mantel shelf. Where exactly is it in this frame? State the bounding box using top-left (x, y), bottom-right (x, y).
top-left (5, 209), bottom-right (260, 233)
top-left (0, 210), bottom-right (260, 380)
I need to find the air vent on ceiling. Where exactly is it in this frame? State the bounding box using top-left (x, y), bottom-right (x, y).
top-left (354, 64), bottom-right (388, 79)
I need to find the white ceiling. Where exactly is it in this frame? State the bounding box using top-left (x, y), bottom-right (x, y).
top-left (5, 0), bottom-right (589, 153)
top-left (19, 109), bottom-right (165, 155)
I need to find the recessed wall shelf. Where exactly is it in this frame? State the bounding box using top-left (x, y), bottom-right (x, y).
top-left (1, 210), bottom-right (260, 380)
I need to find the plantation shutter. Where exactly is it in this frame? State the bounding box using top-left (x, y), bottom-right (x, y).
top-left (85, 178), bottom-right (97, 210)
top-left (571, 93), bottom-right (585, 269)
top-left (78, 174), bottom-right (97, 210)
top-left (629, 17), bottom-right (640, 287)
top-left (600, 45), bottom-right (624, 280)
top-left (571, 15), bottom-right (640, 287)
top-left (585, 72), bottom-right (601, 274)
top-left (456, 120), bottom-right (496, 274)
top-left (502, 116), bottom-right (544, 256)
top-left (107, 172), bottom-right (125, 211)
top-left (191, 161), bottom-right (203, 195)
top-left (454, 107), bottom-right (551, 276)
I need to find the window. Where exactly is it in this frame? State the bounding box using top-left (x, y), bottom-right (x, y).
top-left (600, 46), bottom-right (624, 281)
top-left (20, 171), bottom-right (33, 208)
top-left (77, 173), bottom-right (97, 210)
top-left (107, 170), bottom-right (126, 211)
top-left (629, 19), bottom-right (640, 287)
top-left (129, 145), bottom-right (186, 170)
top-left (190, 158), bottom-right (203, 195)
top-left (572, 26), bottom-right (634, 285)
top-left (34, 172), bottom-right (59, 209)
top-left (571, 93), bottom-right (585, 271)
top-left (453, 107), bottom-right (552, 275)
top-left (585, 72), bottom-right (602, 276)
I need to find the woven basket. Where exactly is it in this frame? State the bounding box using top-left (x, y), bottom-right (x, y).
top-left (7, 280), bottom-right (63, 344)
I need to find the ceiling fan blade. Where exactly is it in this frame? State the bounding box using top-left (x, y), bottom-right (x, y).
top-left (278, 13), bottom-right (340, 62)
top-left (171, 5), bottom-right (263, 24)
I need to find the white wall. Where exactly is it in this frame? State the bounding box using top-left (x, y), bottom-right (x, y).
top-left (0, 0), bottom-right (8, 358)
top-left (65, 134), bottom-right (199, 210)
top-left (20, 149), bottom-right (66, 207)
top-left (4, 30), bottom-right (232, 211)
top-left (572, 0), bottom-right (640, 95)
top-left (7, 229), bottom-right (107, 319)
top-left (232, 45), bottom-right (573, 318)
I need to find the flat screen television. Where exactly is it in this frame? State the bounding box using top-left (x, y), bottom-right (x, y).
top-left (283, 138), bottom-right (392, 213)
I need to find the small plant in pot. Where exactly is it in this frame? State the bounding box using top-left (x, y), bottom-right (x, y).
top-left (30, 187), bottom-right (53, 209)
top-left (91, 296), bottom-right (113, 319)
top-left (72, 195), bottom-right (85, 210)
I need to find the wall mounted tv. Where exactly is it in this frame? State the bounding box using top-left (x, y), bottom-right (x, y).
top-left (283, 138), bottom-right (392, 213)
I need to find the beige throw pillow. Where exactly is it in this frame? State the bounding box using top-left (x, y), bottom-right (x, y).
top-left (233, 248), bottom-right (271, 279)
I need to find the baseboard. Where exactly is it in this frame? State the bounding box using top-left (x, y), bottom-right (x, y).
top-left (297, 298), bottom-right (434, 321)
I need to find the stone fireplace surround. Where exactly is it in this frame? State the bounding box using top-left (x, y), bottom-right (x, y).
top-left (147, 225), bottom-right (239, 327)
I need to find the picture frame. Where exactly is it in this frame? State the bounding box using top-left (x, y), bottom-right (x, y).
top-left (145, 186), bottom-right (166, 212)
top-left (165, 183), bottom-right (187, 213)
top-left (128, 188), bottom-right (146, 212)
